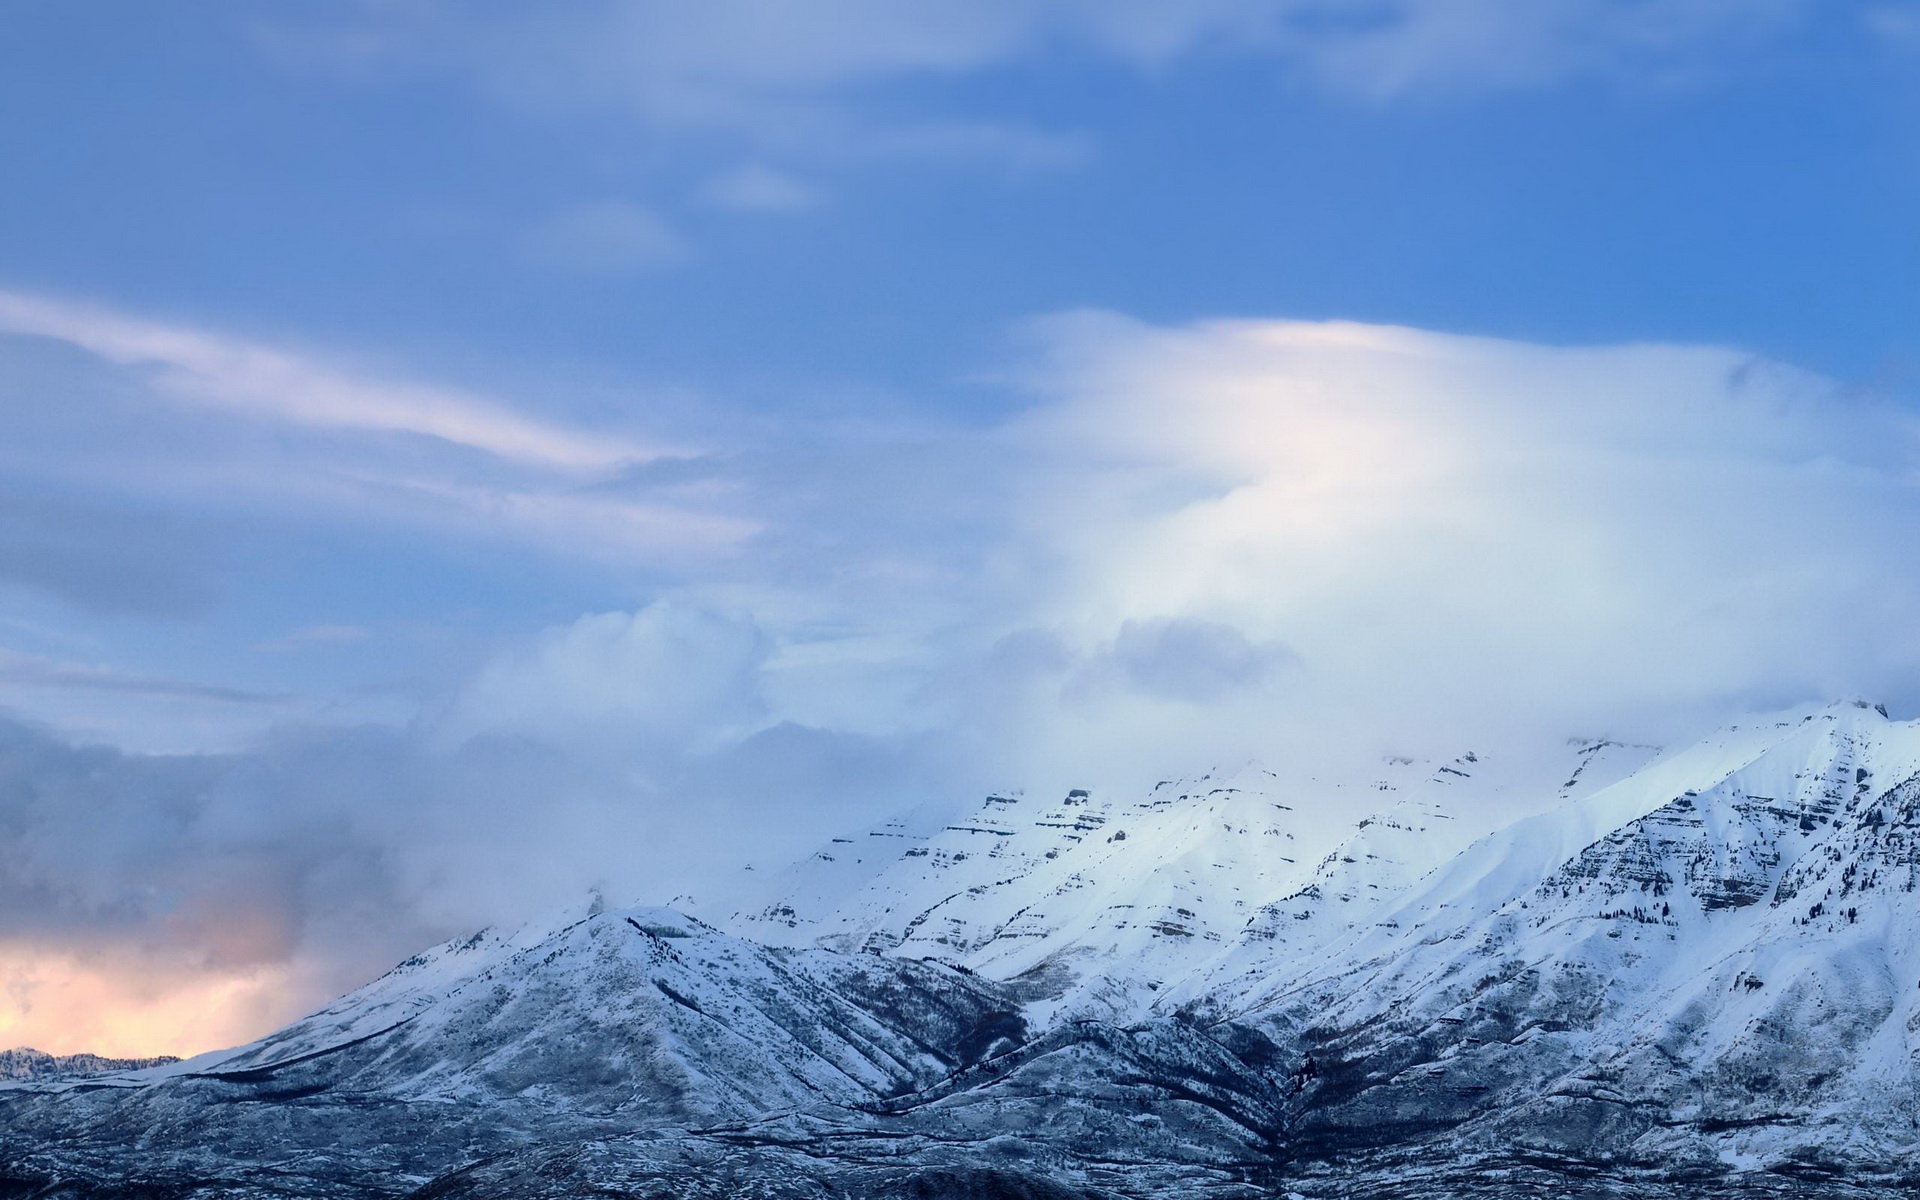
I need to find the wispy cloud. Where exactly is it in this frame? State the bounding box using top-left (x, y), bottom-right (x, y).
top-left (0, 288), bottom-right (758, 588)
top-left (377, 476), bottom-right (761, 562)
top-left (1299, 0), bottom-right (1809, 100)
top-left (0, 290), bottom-right (666, 472)
top-left (0, 648), bottom-right (289, 704)
top-left (701, 165), bottom-right (822, 212)
top-left (974, 313), bottom-right (1920, 785)
top-left (293, 0), bottom-right (1820, 129)
top-left (11, 313), bottom-right (1920, 1060)
top-left (522, 201), bottom-right (690, 274)
top-left (253, 625), bottom-right (371, 653)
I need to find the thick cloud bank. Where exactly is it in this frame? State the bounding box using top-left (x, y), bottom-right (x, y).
top-left (5, 313), bottom-right (1920, 1055)
top-left (980, 315), bottom-right (1920, 778)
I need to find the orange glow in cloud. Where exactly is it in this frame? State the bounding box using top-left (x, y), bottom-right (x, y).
top-left (0, 945), bottom-right (298, 1059)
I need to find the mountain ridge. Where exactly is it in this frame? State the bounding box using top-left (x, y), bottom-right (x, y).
top-left (5, 701), bottom-right (1918, 1198)
top-left (0, 1047), bottom-right (180, 1082)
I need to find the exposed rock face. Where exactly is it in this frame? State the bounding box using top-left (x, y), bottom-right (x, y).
top-left (1238, 704), bottom-right (1920, 1181)
top-left (734, 743), bottom-right (1656, 1028)
top-left (6, 703), bottom-right (1920, 1197)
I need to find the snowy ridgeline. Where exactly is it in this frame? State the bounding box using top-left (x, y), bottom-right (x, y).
top-left (0, 1047), bottom-right (179, 1081)
top-left (7, 701), bottom-right (1920, 1198)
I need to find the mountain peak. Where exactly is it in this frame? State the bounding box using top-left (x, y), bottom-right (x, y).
top-left (15, 704), bottom-right (1920, 1195)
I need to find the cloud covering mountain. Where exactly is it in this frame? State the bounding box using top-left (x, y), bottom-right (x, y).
top-left (13, 703), bottom-right (1920, 1196)
top-left (5, 303), bottom-right (1920, 1057)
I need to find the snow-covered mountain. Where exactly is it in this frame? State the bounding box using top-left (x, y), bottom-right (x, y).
top-left (1238, 700), bottom-right (1920, 1177)
top-left (6, 702), bottom-right (1920, 1198)
top-left (730, 739), bottom-right (1658, 1026)
top-left (0, 1047), bottom-right (178, 1081)
top-left (0, 905), bottom-right (1026, 1194)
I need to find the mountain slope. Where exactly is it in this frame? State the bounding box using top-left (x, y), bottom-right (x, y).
top-left (10, 705), bottom-right (1920, 1197)
top-left (735, 742), bottom-right (1658, 1027)
top-left (0, 906), bottom-right (1027, 1196)
top-left (1239, 703), bottom-right (1920, 1179)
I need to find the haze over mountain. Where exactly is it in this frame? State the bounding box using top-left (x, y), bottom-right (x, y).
top-left (10, 314), bottom-right (1920, 1062)
top-left (8, 700), bottom-right (1920, 1196)
top-left (4, 9), bottom-right (1920, 1195)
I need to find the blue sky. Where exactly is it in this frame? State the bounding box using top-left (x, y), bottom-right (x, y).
top-left (2, 1), bottom-right (1917, 744)
top-left (7, 4), bottom-right (1918, 393)
top-left (4, 1), bottom-right (1920, 1054)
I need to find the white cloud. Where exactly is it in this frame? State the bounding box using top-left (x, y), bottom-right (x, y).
top-left (441, 604), bottom-right (770, 752)
top-left (13, 302), bottom-right (1918, 790)
top-left (702, 164), bottom-right (822, 212)
top-left (855, 121), bottom-right (1094, 171)
top-left (0, 647), bottom-right (286, 704)
top-left (307, 0), bottom-right (1818, 128)
top-left (373, 476), bottom-right (759, 565)
top-left (414, 311), bottom-right (1920, 806)
top-left (0, 290), bottom-right (663, 472)
top-left (16, 307), bottom-right (1920, 1057)
top-left (522, 201), bottom-right (690, 274)
top-left (0, 290), bottom-right (756, 603)
top-left (1864, 4), bottom-right (1920, 44)
top-left (1072, 617), bottom-right (1297, 704)
top-left (1296, 0), bottom-right (1808, 100)
top-left (965, 313), bottom-right (1920, 785)
top-left (254, 624), bottom-right (370, 652)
